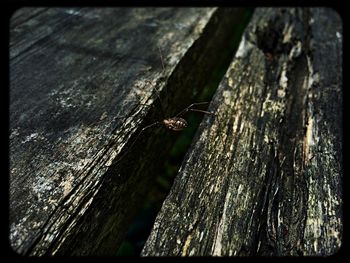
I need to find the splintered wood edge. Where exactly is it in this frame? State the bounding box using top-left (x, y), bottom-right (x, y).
top-left (9, 8), bottom-right (217, 255)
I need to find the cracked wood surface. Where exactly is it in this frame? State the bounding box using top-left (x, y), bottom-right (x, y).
top-left (10, 7), bottom-right (221, 255)
top-left (141, 8), bottom-right (342, 256)
top-left (10, 7), bottom-right (251, 256)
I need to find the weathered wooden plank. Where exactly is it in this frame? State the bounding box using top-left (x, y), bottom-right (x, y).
top-left (10, 7), bottom-right (48, 29)
top-left (9, 7), bottom-right (216, 255)
top-left (9, 7), bottom-right (250, 255)
top-left (141, 7), bottom-right (342, 256)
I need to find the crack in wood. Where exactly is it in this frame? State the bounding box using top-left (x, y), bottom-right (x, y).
top-left (142, 7), bottom-right (342, 256)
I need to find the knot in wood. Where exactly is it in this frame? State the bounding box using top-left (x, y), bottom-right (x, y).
top-left (163, 117), bottom-right (188, 131)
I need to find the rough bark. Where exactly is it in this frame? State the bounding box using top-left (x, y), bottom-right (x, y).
top-left (9, 7), bottom-right (250, 255)
top-left (141, 8), bottom-right (342, 256)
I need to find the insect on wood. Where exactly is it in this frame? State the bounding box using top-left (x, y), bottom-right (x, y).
top-left (116, 45), bottom-right (214, 163)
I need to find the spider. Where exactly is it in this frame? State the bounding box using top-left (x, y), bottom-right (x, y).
top-left (140, 101), bottom-right (213, 132)
top-left (116, 46), bottom-right (214, 163)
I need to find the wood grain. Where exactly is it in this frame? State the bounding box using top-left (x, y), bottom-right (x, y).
top-left (9, 7), bottom-right (250, 255)
top-left (141, 8), bottom-right (342, 256)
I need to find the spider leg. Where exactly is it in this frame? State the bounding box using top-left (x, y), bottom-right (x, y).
top-left (188, 108), bottom-right (213, 115)
top-left (143, 79), bottom-right (167, 119)
top-left (175, 102), bottom-right (212, 117)
top-left (114, 121), bottom-right (161, 165)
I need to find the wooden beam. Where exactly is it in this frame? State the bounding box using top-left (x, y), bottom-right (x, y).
top-left (9, 7), bottom-right (250, 255)
top-left (141, 8), bottom-right (343, 256)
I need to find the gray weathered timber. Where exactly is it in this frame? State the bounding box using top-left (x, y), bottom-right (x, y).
top-left (141, 8), bottom-right (342, 256)
top-left (9, 7), bottom-right (249, 255)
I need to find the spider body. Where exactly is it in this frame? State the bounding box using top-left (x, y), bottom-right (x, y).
top-left (163, 117), bottom-right (188, 131)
